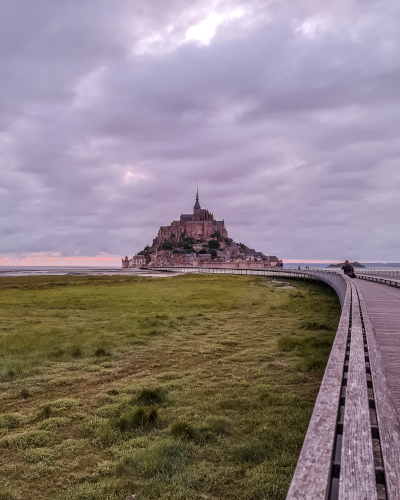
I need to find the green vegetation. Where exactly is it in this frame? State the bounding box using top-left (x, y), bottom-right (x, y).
top-left (137, 244), bottom-right (151, 256)
top-left (0, 273), bottom-right (340, 499)
top-left (210, 231), bottom-right (221, 238)
top-left (159, 241), bottom-right (173, 251)
top-left (208, 239), bottom-right (220, 250)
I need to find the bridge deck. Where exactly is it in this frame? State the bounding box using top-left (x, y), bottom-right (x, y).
top-left (355, 279), bottom-right (400, 415)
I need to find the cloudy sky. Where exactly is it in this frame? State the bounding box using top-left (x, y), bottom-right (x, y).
top-left (1, 0), bottom-right (399, 266)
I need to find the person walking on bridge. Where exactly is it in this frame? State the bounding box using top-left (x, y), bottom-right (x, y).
top-left (342, 260), bottom-right (355, 278)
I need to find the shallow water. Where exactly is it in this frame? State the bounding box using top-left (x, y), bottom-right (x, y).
top-left (0, 266), bottom-right (177, 278)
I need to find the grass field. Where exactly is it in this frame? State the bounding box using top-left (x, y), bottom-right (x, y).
top-left (0, 273), bottom-right (341, 500)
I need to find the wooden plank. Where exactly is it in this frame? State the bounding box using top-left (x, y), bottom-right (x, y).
top-left (286, 276), bottom-right (351, 499)
top-left (357, 285), bottom-right (400, 499)
top-left (339, 284), bottom-right (377, 499)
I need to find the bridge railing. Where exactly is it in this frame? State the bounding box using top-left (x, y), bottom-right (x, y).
top-left (153, 266), bottom-right (400, 499)
top-left (356, 269), bottom-right (400, 276)
top-left (355, 272), bottom-right (400, 289)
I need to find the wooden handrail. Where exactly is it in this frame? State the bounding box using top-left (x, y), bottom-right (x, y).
top-left (339, 283), bottom-right (377, 499)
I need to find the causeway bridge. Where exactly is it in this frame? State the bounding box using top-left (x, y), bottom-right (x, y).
top-left (154, 266), bottom-right (400, 500)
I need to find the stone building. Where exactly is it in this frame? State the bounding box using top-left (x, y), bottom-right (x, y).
top-left (122, 254), bottom-right (146, 268)
top-left (156, 189), bottom-right (227, 246)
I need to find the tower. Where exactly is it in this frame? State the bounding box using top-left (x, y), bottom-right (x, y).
top-left (193, 186), bottom-right (201, 221)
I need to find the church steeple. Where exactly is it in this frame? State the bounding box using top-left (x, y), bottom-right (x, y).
top-left (194, 185), bottom-right (200, 209)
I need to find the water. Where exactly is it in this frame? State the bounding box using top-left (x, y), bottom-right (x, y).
top-left (283, 263), bottom-right (400, 270)
top-left (0, 266), bottom-right (171, 277)
top-left (1, 264), bottom-right (400, 277)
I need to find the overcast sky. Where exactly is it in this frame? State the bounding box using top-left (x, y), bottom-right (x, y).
top-left (1, 0), bottom-right (399, 265)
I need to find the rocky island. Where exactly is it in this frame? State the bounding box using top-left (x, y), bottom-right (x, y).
top-left (122, 190), bottom-right (280, 269)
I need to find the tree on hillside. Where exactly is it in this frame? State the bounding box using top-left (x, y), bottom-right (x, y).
top-left (180, 236), bottom-right (195, 246)
top-left (159, 241), bottom-right (172, 251)
top-left (208, 239), bottom-right (220, 249)
top-left (138, 245), bottom-right (151, 256)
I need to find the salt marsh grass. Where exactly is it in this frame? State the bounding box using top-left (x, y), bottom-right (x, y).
top-left (0, 273), bottom-right (340, 499)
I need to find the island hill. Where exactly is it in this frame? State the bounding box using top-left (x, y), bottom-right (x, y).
top-left (326, 262), bottom-right (365, 268)
top-left (122, 190), bottom-right (281, 269)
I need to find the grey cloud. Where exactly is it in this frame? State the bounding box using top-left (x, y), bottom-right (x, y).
top-left (0, 0), bottom-right (400, 261)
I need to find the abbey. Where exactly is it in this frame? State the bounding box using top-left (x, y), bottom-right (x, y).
top-left (156, 189), bottom-right (227, 246)
top-left (122, 189), bottom-right (280, 269)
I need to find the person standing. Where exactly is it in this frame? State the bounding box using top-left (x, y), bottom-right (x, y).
top-left (342, 260), bottom-right (355, 278)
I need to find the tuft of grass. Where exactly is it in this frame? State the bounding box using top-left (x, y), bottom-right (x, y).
top-left (49, 398), bottom-right (80, 411)
top-left (0, 413), bottom-right (26, 430)
top-left (232, 439), bottom-right (271, 464)
top-left (121, 438), bottom-right (185, 478)
top-left (203, 416), bottom-right (232, 435)
top-left (39, 404), bottom-right (52, 419)
top-left (137, 387), bottom-right (165, 406)
top-left (93, 421), bottom-right (122, 448)
top-left (51, 348), bottom-right (65, 359)
top-left (70, 346), bottom-right (81, 358)
top-left (45, 376), bottom-right (82, 388)
top-left (106, 388), bottom-right (119, 395)
top-left (0, 487), bottom-right (15, 500)
top-left (25, 447), bottom-right (54, 464)
top-left (94, 347), bottom-right (110, 357)
top-left (113, 406), bottom-right (158, 431)
top-left (54, 481), bottom-right (115, 500)
top-left (95, 402), bottom-right (126, 419)
top-left (55, 438), bottom-right (88, 452)
top-left (301, 321), bottom-right (333, 331)
top-left (170, 421), bottom-right (197, 440)
top-left (156, 371), bottom-right (183, 381)
top-left (37, 417), bottom-right (70, 432)
top-left (278, 332), bottom-right (334, 372)
top-left (22, 463), bottom-right (56, 481)
top-left (19, 388), bottom-right (30, 399)
top-left (0, 430), bottom-right (52, 449)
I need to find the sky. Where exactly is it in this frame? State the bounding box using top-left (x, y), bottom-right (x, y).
top-left (1, 0), bottom-right (400, 266)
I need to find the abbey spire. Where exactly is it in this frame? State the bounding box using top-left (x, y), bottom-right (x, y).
top-left (194, 186), bottom-right (200, 209)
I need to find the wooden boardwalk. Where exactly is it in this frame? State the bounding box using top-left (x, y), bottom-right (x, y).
top-left (355, 279), bottom-right (400, 414)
